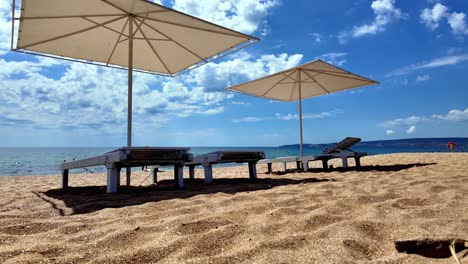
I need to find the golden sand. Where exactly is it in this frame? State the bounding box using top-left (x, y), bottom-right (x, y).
top-left (0, 153), bottom-right (467, 263)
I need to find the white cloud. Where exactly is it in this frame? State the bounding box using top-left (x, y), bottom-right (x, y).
top-left (406, 125), bottom-right (416, 134)
top-left (416, 74), bottom-right (431, 82)
top-left (231, 101), bottom-right (249, 105)
top-left (432, 108), bottom-right (468, 122)
top-left (187, 52), bottom-right (303, 92)
top-left (275, 111), bottom-right (334, 121)
top-left (381, 116), bottom-right (427, 128)
top-left (385, 129), bottom-right (395, 135)
top-left (171, 0), bottom-right (279, 35)
top-left (381, 108), bottom-right (468, 133)
top-left (232, 117), bottom-right (262, 123)
top-left (0, 50), bottom-right (304, 134)
top-left (386, 54), bottom-right (468, 77)
top-left (309, 33), bottom-right (323, 43)
top-left (317, 52), bottom-right (347, 66)
top-left (339, 0), bottom-right (405, 43)
top-left (232, 110), bottom-right (341, 123)
top-left (0, 0), bottom-right (13, 55)
top-left (420, 3), bottom-right (448, 30)
top-left (0, 0), bottom-right (297, 137)
top-left (420, 3), bottom-right (468, 37)
top-left (448, 12), bottom-right (468, 35)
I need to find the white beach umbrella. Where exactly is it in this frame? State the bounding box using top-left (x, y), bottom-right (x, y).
top-left (11, 0), bottom-right (258, 183)
top-left (227, 59), bottom-right (378, 157)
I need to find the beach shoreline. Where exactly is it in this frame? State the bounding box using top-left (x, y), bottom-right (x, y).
top-left (0, 153), bottom-right (467, 263)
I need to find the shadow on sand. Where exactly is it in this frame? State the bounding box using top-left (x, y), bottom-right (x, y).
top-left (42, 177), bottom-right (333, 215)
top-left (270, 163), bottom-right (437, 175)
top-left (40, 163), bottom-right (435, 216)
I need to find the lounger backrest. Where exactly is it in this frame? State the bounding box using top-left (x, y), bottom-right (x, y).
top-left (322, 137), bottom-right (361, 154)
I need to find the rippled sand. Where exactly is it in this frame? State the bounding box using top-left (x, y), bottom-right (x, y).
top-left (0, 153), bottom-right (467, 263)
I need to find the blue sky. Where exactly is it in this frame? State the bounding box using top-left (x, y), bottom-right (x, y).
top-left (0, 0), bottom-right (467, 147)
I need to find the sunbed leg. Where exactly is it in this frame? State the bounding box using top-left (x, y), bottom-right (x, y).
top-left (267, 163), bottom-right (272, 174)
top-left (152, 166), bottom-right (159, 184)
top-left (283, 162), bottom-right (287, 171)
top-left (106, 164), bottom-right (120, 193)
top-left (341, 158), bottom-right (348, 169)
top-left (117, 171), bottom-right (121, 187)
top-left (322, 160), bottom-right (329, 170)
top-left (203, 163), bottom-right (213, 184)
top-left (174, 164), bottom-right (184, 189)
top-left (62, 169), bottom-right (69, 190)
top-left (296, 161), bottom-right (302, 170)
top-left (355, 157), bottom-right (361, 167)
top-left (248, 161), bottom-right (257, 180)
top-left (189, 165), bottom-right (195, 180)
top-left (126, 167), bottom-right (131, 186)
top-left (302, 161), bottom-right (309, 172)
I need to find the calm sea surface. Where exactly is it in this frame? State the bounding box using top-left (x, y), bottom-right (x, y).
top-left (0, 146), bottom-right (453, 176)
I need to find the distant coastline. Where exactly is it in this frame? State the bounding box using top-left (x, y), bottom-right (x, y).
top-left (279, 137), bottom-right (468, 149)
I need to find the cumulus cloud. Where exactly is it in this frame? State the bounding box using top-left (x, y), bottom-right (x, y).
top-left (406, 125), bottom-right (416, 134)
top-left (339, 0), bottom-right (405, 43)
top-left (420, 3), bottom-right (468, 37)
top-left (0, 0), bottom-right (13, 55)
top-left (317, 52), bottom-right (347, 66)
top-left (448, 12), bottom-right (468, 36)
top-left (432, 108), bottom-right (468, 122)
top-left (0, 50), bottom-right (304, 133)
top-left (386, 54), bottom-right (468, 77)
top-left (385, 129), bottom-right (395, 136)
top-left (171, 0), bottom-right (279, 35)
top-left (0, 0), bottom-right (302, 136)
top-left (416, 75), bottom-right (431, 82)
top-left (187, 52), bottom-right (303, 92)
top-left (420, 3), bottom-right (448, 30)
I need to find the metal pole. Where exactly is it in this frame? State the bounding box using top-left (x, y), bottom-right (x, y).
top-left (298, 69), bottom-right (304, 157)
top-left (11, 0), bottom-right (16, 50)
top-left (126, 16), bottom-right (134, 186)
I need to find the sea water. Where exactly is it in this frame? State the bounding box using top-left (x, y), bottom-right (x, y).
top-left (0, 145), bottom-right (453, 176)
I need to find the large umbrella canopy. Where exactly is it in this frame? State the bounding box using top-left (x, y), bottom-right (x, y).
top-left (12, 0), bottom-right (258, 185)
top-left (227, 59), bottom-right (378, 156)
top-left (13, 0), bottom-right (258, 75)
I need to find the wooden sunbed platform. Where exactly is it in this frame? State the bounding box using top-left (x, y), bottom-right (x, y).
top-left (59, 147), bottom-right (192, 193)
top-left (258, 156), bottom-right (302, 173)
top-left (185, 151), bottom-right (265, 183)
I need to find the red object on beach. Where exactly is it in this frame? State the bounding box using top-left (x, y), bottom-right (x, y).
top-left (447, 142), bottom-right (457, 151)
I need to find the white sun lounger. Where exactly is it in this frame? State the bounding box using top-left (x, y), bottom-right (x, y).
top-left (186, 150), bottom-right (265, 183)
top-left (59, 147), bottom-right (192, 193)
top-left (258, 137), bottom-right (366, 173)
top-left (300, 137), bottom-right (367, 171)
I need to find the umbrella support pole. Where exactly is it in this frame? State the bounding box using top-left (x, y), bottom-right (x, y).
top-left (298, 70), bottom-right (304, 157)
top-left (126, 15), bottom-right (134, 187)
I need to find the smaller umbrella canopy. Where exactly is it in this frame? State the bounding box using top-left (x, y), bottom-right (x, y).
top-left (226, 59), bottom-right (379, 156)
